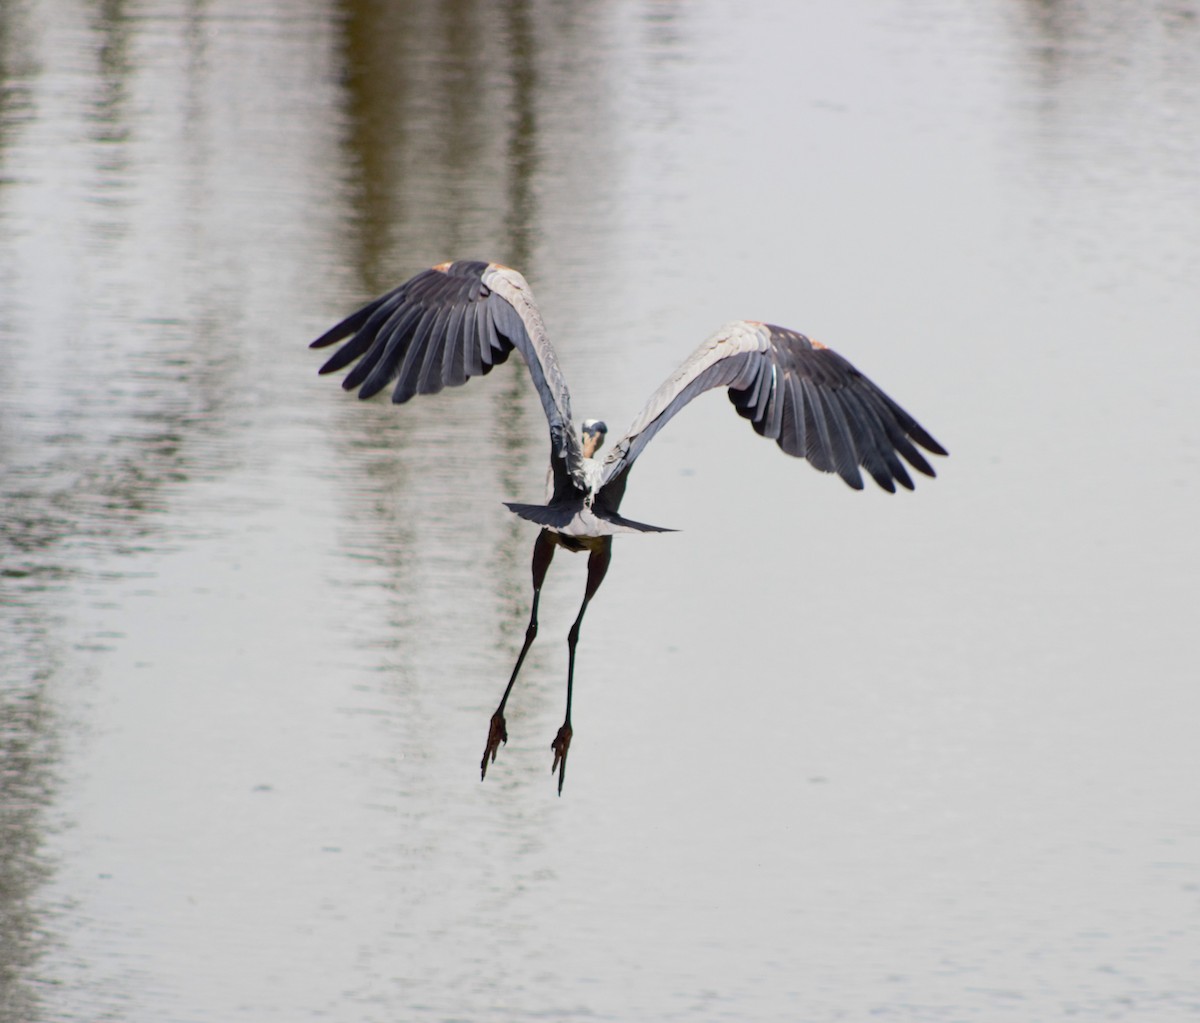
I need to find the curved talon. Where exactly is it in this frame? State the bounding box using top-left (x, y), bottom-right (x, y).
top-left (550, 724), bottom-right (573, 795)
top-left (481, 712), bottom-right (508, 780)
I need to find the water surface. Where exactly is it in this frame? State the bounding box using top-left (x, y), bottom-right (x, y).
top-left (2, 1), bottom-right (1198, 1020)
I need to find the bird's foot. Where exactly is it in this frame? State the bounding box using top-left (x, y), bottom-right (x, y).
top-left (550, 723), bottom-right (572, 796)
top-left (481, 711), bottom-right (508, 780)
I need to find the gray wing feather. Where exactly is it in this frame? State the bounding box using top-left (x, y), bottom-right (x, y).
top-left (598, 320), bottom-right (946, 500)
top-left (311, 261), bottom-right (586, 492)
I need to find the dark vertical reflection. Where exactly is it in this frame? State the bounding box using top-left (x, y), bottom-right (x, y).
top-left (0, 4), bottom-right (33, 333)
top-left (1006, 0), bottom-right (1200, 290)
top-left (333, 0), bottom-right (528, 283)
top-left (0, 646), bottom-right (57, 1023)
top-left (325, 0), bottom-right (567, 709)
top-left (0, 6), bottom-right (65, 1020)
top-left (89, 0), bottom-right (131, 147)
top-left (0, 3), bottom-right (32, 175)
top-left (326, 1), bottom-right (490, 690)
top-left (0, 1), bottom-right (288, 1015)
top-left (1010, 0), bottom-right (1200, 145)
top-left (334, 0), bottom-right (410, 289)
top-left (492, 0), bottom-right (542, 646)
top-left (500, 0), bottom-right (538, 266)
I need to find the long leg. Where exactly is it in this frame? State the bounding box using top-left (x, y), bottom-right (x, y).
top-left (551, 538), bottom-right (612, 795)
top-left (481, 529), bottom-right (556, 780)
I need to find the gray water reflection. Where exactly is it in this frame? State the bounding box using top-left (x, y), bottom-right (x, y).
top-left (2, 0), bottom-right (1198, 1021)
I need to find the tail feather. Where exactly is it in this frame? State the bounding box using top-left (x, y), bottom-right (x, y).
top-left (503, 502), bottom-right (675, 535)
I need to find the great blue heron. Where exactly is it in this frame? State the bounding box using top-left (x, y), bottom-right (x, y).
top-left (312, 260), bottom-right (946, 793)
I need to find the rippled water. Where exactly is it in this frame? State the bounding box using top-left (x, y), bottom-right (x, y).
top-left (2, 1), bottom-right (1198, 1020)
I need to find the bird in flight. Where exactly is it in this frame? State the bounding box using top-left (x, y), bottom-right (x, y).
top-left (311, 260), bottom-right (946, 793)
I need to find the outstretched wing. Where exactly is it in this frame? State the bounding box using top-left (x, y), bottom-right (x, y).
top-left (598, 320), bottom-right (946, 502)
top-left (311, 260), bottom-right (586, 493)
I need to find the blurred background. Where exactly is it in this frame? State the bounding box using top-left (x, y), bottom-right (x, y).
top-left (1, 1), bottom-right (1198, 1020)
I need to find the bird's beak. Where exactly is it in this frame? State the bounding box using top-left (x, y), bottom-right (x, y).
top-left (584, 428), bottom-right (609, 458)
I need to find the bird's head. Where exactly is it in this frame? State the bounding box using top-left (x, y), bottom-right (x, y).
top-left (581, 419), bottom-right (608, 459)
